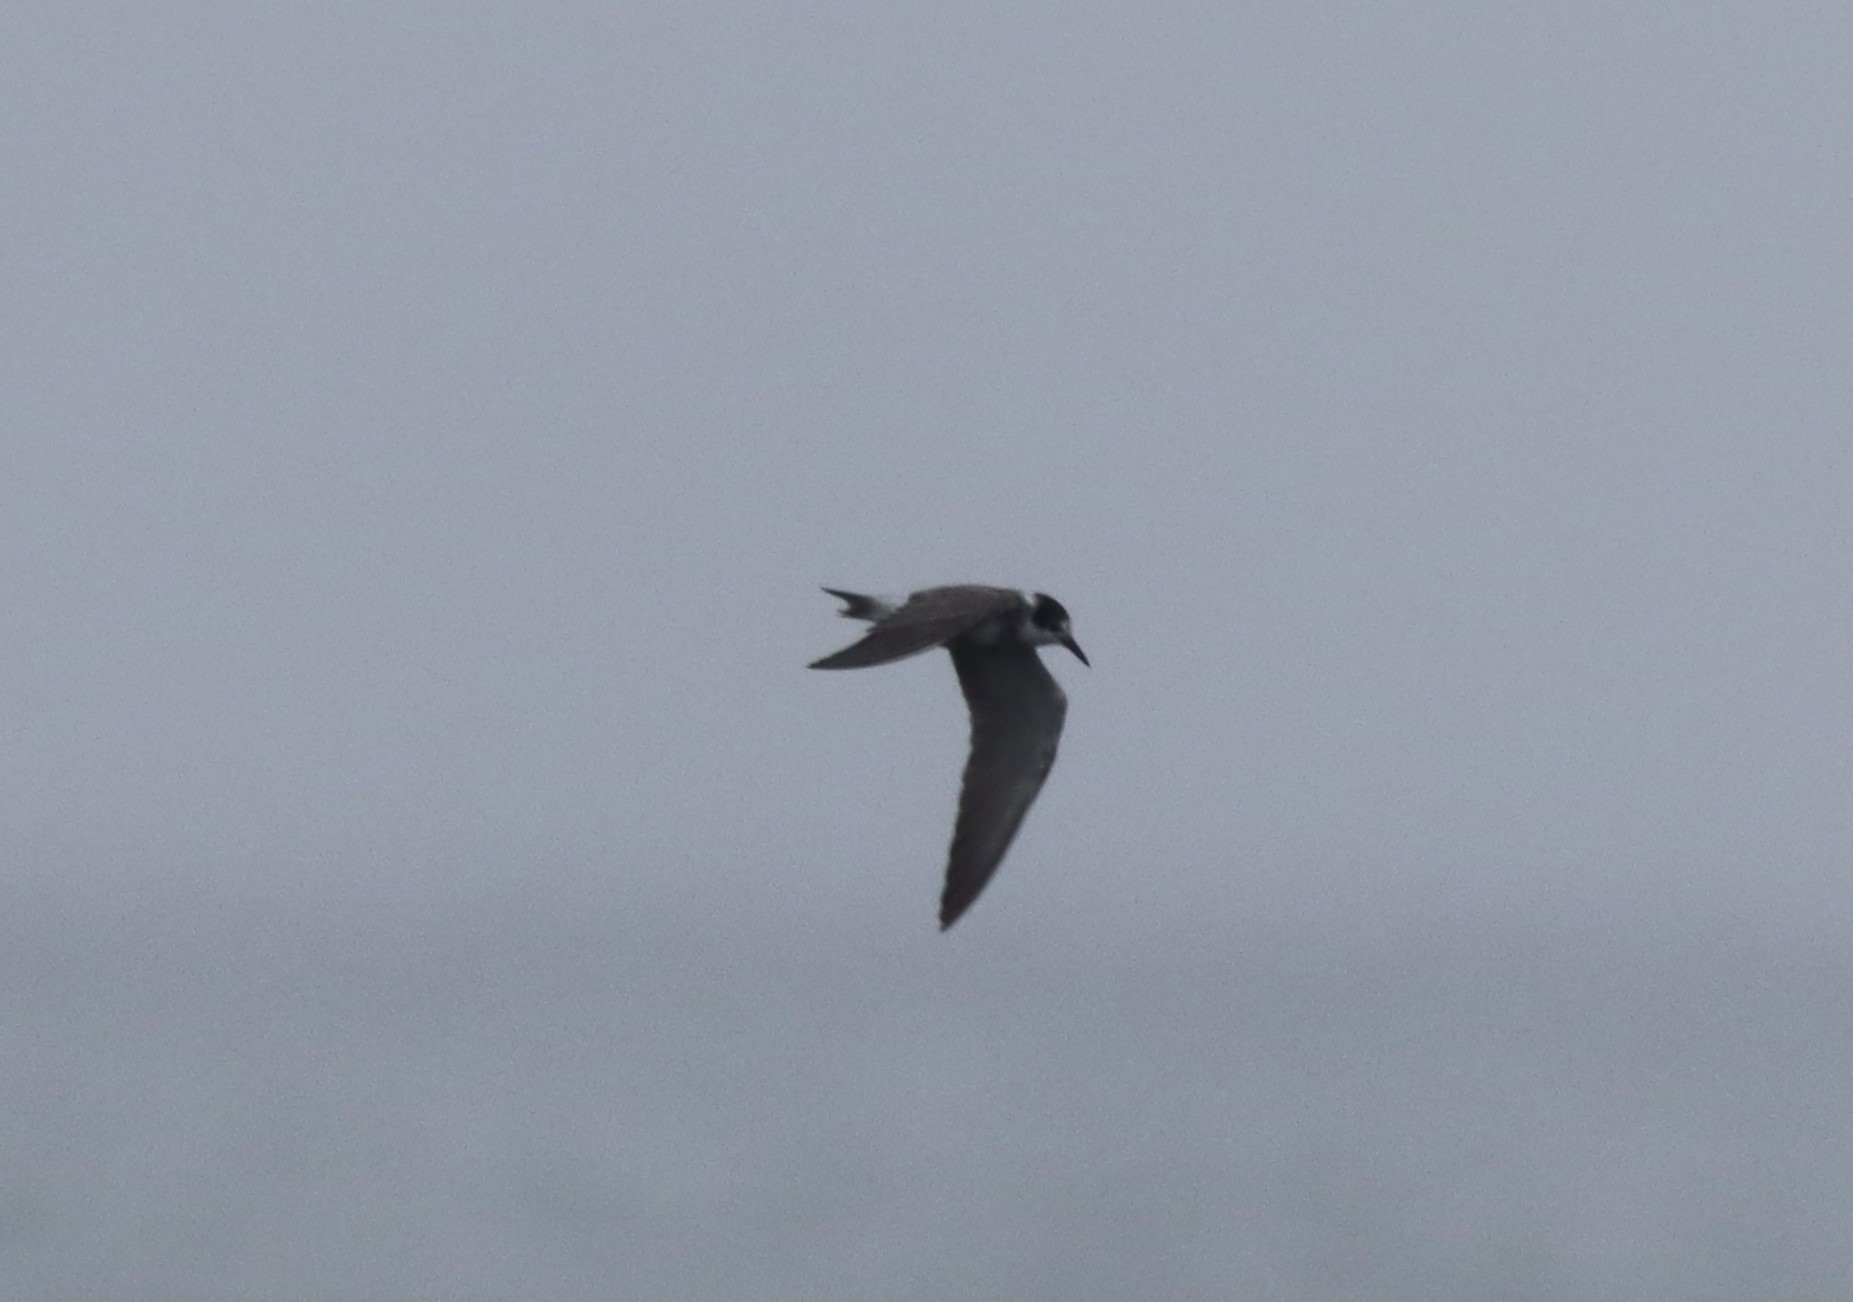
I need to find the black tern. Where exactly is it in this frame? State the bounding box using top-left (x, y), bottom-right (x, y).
top-left (810, 584), bottom-right (1088, 930)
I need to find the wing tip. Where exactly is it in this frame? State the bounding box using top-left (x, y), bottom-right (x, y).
top-left (938, 883), bottom-right (978, 931)
top-left (807, 645), bottom-right (868, 670)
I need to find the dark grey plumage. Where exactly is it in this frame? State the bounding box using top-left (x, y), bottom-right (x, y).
top-left (810, 584), bottom-right (1086, 929)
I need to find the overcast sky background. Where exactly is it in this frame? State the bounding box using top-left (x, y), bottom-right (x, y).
top-left (5, 6), bottom-right (1852, 1299)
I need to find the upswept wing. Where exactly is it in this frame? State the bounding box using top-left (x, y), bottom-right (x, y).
top-left (940, 642), bottom-right (1068, 928)
top-left (808, 586), bottom-right (1019, 670)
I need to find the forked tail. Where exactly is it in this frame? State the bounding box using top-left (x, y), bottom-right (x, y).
top-left (822, 587), bottom-right (888, 621)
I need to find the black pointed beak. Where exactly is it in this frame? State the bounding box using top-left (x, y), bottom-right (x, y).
top-left (1062, 636), bottom-right (1089, 667)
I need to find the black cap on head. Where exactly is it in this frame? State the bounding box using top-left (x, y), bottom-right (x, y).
top-left (1031, 593), bottom-right (1088, 666)
top-left (1030, 593), bottom-right (1070, 629)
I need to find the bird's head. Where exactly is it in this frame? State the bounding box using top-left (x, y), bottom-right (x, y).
top-left (1030, 593), bottom-right (1089, 666)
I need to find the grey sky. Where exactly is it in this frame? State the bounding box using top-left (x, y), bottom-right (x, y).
top-left (5, 6), bottom-right (1852, 1299)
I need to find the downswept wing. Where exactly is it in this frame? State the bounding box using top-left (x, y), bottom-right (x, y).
top-left (940, 642), bottom-right (1068, 928)
top-left (808, 586), bottom-right (1019, 670)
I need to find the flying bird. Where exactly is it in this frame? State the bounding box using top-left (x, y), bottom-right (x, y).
top-left (810, 585), bottom-right (1088, 929)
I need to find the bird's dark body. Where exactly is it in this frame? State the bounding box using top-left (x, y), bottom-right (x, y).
top-left (808, 586), bottom-right (1023, 670)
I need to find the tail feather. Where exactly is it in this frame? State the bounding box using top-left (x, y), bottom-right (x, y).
top-left (822, 587), bottom-right (886, 621)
